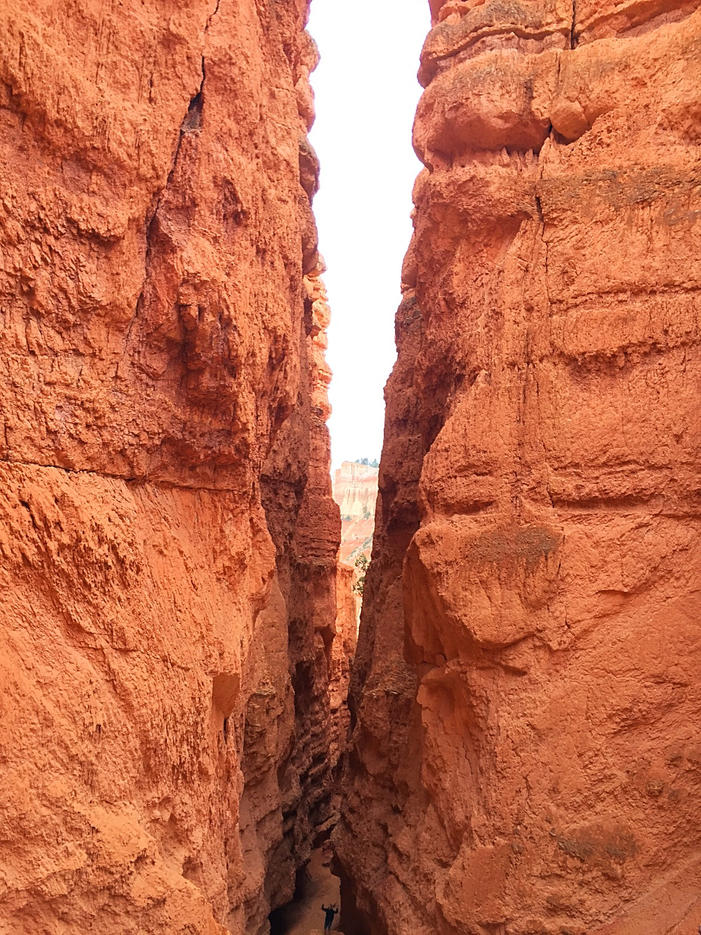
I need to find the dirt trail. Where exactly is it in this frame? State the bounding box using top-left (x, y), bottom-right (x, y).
top-left (274, 845), bottom-right (343, 935)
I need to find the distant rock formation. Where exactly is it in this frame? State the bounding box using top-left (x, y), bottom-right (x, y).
top-left (332, 461), bottom-right (379, 565)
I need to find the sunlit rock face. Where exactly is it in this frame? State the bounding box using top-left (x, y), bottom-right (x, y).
top-left (0, 1), bottom-right (345, 933)
top-left (333, 461), bottom-right (379, 564)
top-left (337, 2), bottom-right (701, 934)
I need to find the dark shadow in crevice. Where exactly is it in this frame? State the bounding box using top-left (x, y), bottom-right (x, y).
top-left (268, 846), bottom-right (345, 934)
top-left (268, 862), bottom-right (311, 933)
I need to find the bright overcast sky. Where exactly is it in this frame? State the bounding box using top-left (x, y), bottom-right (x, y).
top-left (308, 0), bottom-right (429, 470)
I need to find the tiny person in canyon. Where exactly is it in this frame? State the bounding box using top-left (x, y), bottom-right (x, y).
top-left (321, 903), bottom-right (338, 931)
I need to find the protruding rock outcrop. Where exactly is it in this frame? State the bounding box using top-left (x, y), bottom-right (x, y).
top-left (0, 1), bottom-right (347, 933)
top-left (337, 3), bottom-right (701, 934)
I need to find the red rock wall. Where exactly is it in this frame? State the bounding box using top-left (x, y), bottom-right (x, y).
top-left (0, 1), bottom-right (343, 933)
top-left (337, 3), bottom-right (701, 934)
top-left (329, 561), bottom-right (359, 816)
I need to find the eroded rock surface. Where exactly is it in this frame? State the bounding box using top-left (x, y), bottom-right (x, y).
top-left (337, 3), bottom-right (701, 934)
top-left (0, 1), bottom-right (344, 933)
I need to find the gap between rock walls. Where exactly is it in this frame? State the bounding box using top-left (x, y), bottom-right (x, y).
top-left (265, 461), bottom-right (378, 935)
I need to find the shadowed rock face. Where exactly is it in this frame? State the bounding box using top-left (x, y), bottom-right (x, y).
top-left (337, 2), bottom-right (701, 934)
top-left (0, 1), bottom-right (344, 933)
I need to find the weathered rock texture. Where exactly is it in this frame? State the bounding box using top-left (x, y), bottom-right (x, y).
top-left (333, 461), bottom-right (379, 564)
top-left (0, 1), bottom-right (344, 933)
top-left (337, 3), bottom-right (701, 934)
top-left (330, 562), bottom-right (359, 802)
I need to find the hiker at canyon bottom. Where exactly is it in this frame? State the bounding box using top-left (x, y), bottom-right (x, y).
top-left (321, 903), bottom-right (338, 931)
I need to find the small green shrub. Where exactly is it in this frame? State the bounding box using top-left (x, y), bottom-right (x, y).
top-left (352, 554), bottom-right (369, 595)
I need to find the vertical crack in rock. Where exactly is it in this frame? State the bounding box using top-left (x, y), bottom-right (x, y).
top-left (124, 68), bottom-right (206, 350)
top-left (534, 153), bottom-right (551, 312)
top-left (570, 0), bottom-right (577, 48)
top-left (125, 0), bottom-right (217, 352)
top-left (206, 0), bottom-right (222, 31)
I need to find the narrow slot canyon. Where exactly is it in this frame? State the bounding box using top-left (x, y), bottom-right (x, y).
top-left (0, 1), bottom-right (699, 935)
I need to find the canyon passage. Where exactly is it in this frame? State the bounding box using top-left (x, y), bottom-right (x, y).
top-left (0, 2), bottom-right (700, 935)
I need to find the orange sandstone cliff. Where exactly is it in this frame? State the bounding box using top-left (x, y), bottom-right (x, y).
top-left (333, 461), bottom-right (379, 566)
top-left (0, 1), bottom-right (344, 933)
top-left (337, 3), bottom-right (701, 934)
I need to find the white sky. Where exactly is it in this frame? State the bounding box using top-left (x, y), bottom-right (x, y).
top-left (307, 0), bottom-right (429, 470)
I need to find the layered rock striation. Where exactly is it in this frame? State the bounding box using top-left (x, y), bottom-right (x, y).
top-left (337, 3), bottom-right (701, 934)
top-left (0, 1), bottom-right (345, 933)
top-left (333, 461), bottom-right (379, 566)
